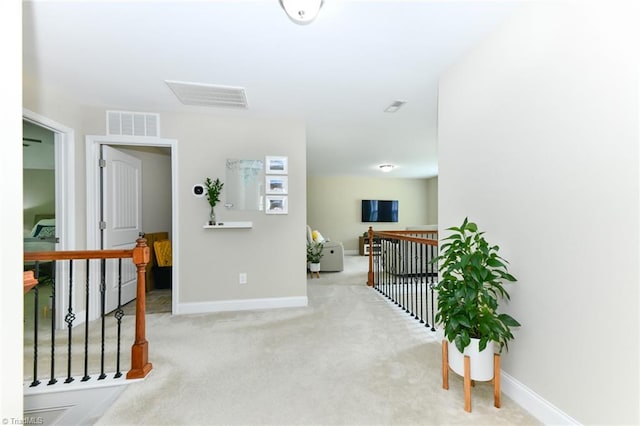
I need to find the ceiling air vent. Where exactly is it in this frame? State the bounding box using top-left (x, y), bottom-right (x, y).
top-left (165, 80), bottom-right (248, 109)
top-left (107, 111), bottom-right (160, 137)
top-left (384, 100), bottom-right (407, 113)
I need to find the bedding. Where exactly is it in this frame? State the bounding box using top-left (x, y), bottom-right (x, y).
top-left (24, 218), bottom-right (57, 253)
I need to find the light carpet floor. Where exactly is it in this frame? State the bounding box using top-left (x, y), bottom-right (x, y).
top-left (96, 255), bottom-right (540, 425)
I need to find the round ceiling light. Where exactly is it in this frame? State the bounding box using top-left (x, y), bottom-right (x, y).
top-left (280, 0), bottom-right (324, 25)
top-left (379, 164), bottom-right (395, 173)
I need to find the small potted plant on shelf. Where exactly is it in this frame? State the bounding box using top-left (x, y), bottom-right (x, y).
top-left (306, 241), bottom-right (324, 277)
top-left (205, 177), bottom-right (224, 225)
top-left (432, 217), bottom-right (520, 381)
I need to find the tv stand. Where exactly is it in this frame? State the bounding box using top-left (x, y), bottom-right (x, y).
top-left (358, 235), bottom-right (381, 256)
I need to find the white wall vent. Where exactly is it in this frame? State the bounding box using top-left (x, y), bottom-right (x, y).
top-left (165, 80), bottom-right (249, 109)
top-left (106, 111), bottom-right (160, 137)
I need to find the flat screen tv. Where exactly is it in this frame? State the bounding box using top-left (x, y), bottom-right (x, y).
top-left (361, 200), bottom-right (399, 223)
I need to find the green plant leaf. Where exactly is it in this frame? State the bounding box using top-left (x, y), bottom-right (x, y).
top-left (498, 313), bottom-right (521, 327)
top-left (435, 218), bottom-right (520, 352)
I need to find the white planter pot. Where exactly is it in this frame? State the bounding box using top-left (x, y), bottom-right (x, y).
top-left (448, 338), bottom-right (495, 381)
top-left (309, 263), bottom-right (321, 272)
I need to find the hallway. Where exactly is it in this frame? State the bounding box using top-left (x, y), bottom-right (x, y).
top-left (96, 255), bottom-right (538, 425)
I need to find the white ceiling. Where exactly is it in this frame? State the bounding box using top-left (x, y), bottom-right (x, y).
top-left (23, 0), bottom-right (521, 178)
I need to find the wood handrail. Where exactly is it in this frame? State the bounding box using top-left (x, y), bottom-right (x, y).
top-left (23, 238), bottom-right (152, 380)
top-left (374, 229), bottom-right (439, 235)
top-left (371, 230), bottom-right (439, 246)
top-left (24, 249), bottom-right (135, 261)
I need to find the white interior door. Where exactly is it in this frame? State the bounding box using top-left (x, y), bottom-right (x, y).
top-left (101, 145), bottom-right (142, 313)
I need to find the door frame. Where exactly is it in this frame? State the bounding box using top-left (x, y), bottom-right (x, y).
top-left (86, 135), bottom-right (178, 318)
top-left (23, 109), bottom-right (75, 328)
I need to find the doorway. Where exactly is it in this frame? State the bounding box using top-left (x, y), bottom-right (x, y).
top-left (23, 110), bottom-right (75, 329)
top-left (86, 135), bottom-right (178, 318)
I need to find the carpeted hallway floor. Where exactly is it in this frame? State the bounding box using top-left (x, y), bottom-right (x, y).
top-left (95, 255), bottom-right (539, 425)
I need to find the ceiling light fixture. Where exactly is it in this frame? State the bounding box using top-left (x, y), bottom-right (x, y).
top-left (280, 0), bottom-right (324, 25)
top-left (379, 164), bottom-right (395, 173)
top-left (384, 100), bottom-right (407, 113)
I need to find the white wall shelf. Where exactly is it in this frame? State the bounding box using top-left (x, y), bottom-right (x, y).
top-left (203, 221), bottom-right (253, 229)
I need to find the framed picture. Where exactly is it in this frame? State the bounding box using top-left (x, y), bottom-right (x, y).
top-left (265, 195), bottom-right (288, 214)
top-left (265, 175), bottom-right (288, 194)
top-left (265, 156), bottom-right (288, 175)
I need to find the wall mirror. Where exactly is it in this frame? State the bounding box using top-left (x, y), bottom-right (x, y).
top-left (225, 159), bottom-right (264, 211)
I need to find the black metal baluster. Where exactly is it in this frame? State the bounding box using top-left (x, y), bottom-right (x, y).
top-left (430, 243), bottom-right (436, 331)
top-left (114, 259), bottom-right (124, 378)
top-left (380, 239), bottom-right (385, 297)
top-left (48, 261), bottom-right (57, 386)
top-left (416, 244), bottom-right (426, 324)
top-left (393, 239), bottom-right (401, 306)
top-left (381, 239), bottom-right (387, 298)
top-left (398, 240), bottom-right (403, 307)
top-left (373, 238), bottom-right (378, 291)
top-left (425, 244), bottom-right (433, 329)
top-left (375, 238), bottom-right (379, 290)
top-left (64, 260), bottom-right (75, 383)
top-left (380, 240), bottom-right (384, 292)
top-left (407, 241), bottom-right (414, 316)
top-left (404, 241), bottom-right (409, 313)
top-left (411, 243), bottom-right (420, 319)
top-left (381, 238), bottom-right (387, 296)
top-left (82, 259), bottom-right (91, 382)
top-left (30, 262), bottom-right (41, 387)
top-left (99, 258), bottom-right (107, 379)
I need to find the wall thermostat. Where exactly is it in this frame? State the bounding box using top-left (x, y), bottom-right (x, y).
top-left (192, 184), bottom-right (205, 197)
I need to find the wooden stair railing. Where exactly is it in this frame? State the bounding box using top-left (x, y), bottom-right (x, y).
top-left (23, 237), bottom-right (152, 381)
top-left (366, 226), bottom-right (439, 331)
top-left (367, 227), bottom-right (438, 287)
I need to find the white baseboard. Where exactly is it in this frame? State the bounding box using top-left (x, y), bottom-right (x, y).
top-left (502, 371), bottom-right (579, 425)
top-left (176, 296), bottom-right (308, 315)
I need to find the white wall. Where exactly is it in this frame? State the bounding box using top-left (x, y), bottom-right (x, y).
top-left (24, 80), bottom-right (88, 250)
top-left (1, 0), bottom-right (23, 418)
top-left (23, 169), bottom-right (55, 234)
top-left (23, 120), bottom-right (55, 169)
top-left (20, 100), bottom-right (309, 310)
top-left (438, 1), bottom-right (639, 424)
top-left (425, 176), bottom-right (438, 224)
top-left (307, 176), bottom-right (437, 251)
top-left (161, 112), bottom-right (307, 306)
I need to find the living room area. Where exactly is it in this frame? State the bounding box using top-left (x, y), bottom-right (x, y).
top-left (306, 175), bottom-right (438, 257)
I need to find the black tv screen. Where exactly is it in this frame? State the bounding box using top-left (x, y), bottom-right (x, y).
top-left (361, 200), bottom-right (399, 223)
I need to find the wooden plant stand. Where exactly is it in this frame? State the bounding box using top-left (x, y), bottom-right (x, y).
top-left (441, 340), bottom-right (501, 413)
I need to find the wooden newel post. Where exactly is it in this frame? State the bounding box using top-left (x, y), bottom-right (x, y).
top-left (367, 226), bottom-right (374, 287)
top-left (127, 237), bottom-right (153, 379)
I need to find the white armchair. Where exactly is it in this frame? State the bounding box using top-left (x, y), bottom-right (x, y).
top-left (306, 225), bottom-right (344, 272)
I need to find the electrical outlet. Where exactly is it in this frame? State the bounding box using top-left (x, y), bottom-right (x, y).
top-left (239, 273), bottom-right (247, 284)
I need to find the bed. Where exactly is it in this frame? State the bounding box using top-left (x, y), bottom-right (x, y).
top-left (24, 216), bottom-right (57, 279)
top-left (24, 216), bottom-right (57, 253)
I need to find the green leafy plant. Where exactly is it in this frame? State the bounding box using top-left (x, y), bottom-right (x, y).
top-left (433, 218), bottom-right (520, 353)
top-left (204, 177), bottom-right (224, 208)
top-left (306, 241), bottom-right (324, 264)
